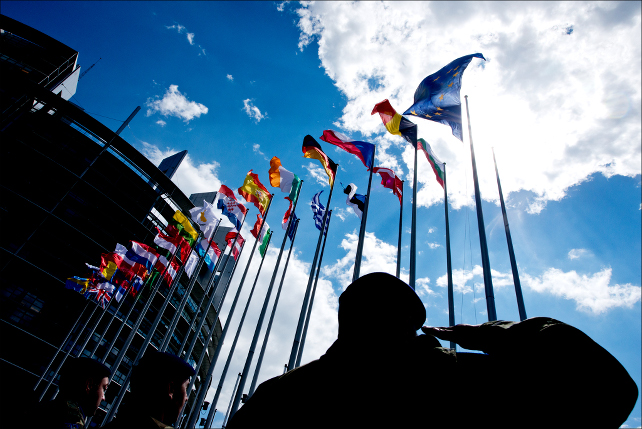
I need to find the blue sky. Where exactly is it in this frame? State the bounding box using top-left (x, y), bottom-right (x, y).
top-left (3, 1), bottom-right (640, 426)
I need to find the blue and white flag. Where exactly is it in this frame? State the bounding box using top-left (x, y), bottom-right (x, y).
top-left (311, 191), bottom-right (329, 236)
top-left (345, 183), bottom-right (366, 220)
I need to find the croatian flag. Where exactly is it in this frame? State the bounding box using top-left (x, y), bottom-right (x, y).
top-left (217, 185), bottom-right (248, 230)
top-left (320, 130), bottom-right (375, 170)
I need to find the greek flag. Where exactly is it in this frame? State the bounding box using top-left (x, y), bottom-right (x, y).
top-left (311, 191), bottom-right (329, 236)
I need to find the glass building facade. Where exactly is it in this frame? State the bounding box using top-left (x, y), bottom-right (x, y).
top-left (0, 14), bottom-right (229, 426)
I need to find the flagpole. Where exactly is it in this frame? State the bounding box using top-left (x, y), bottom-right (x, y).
top-left (352, 148), bottom-right (376, 281)
top-left (229, 183), bottom-right (303, 416)
top-left (397, 181), bottom-right (404, 278)
top-left (178, 218), bottom-right (244, 358)
top-left (37, 301), bottom-right (100, 401)
top-left (197, 232), bottom-right (273, 429)
top-left (103, 229), bottom-right (201, 424)
top-left (88, 280), bottom-right (136, 357)
top-left (180, 248), bottom-right (229, 360)
top-left (223, 373), bottom-right (242, 428)
top-left (464, 95), bottom-right (496, 321)
top-left (492, 148), bottom-right (527, 321)
top-left (33, 300), bottom-right (90, 392)
top-left (248, 219), bottom-right (299, 396)
top-left (175, 237), bottom-right (246, 429)
top-left (410, 139), bottom-right (418, 290)
top-left (159, 222), bottom-right (222, 352)
top-left (296, 210), bottom-right (332, 369)
top-left (184, 197), bottom-right (274, 429)
top-left (287, 175), bottom-right (336, 372)
top-left (100, 276), bottom-right (150, 364)
top-left (443, 165), bottom-right (456, 349)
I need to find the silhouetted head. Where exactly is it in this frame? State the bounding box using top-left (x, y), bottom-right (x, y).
top-left (338, 272), bottom-right (426, 341)
top-left (130, 351), bottom-right (195, 425)
top-left (59, 357), bottom-right (111, 417)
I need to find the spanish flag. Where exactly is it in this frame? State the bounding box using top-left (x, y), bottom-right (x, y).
top-left (372, 99), bottom-right (417, 146)
top-left (302, 135), bottom-right (338, 186)
top-left (238, 170), bottom-right (271, 215)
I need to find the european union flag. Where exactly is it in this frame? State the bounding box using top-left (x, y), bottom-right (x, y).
top-left (404, 53), bottom-right (485, 141)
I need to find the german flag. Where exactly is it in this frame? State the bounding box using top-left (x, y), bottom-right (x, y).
top-left (302, 135), bottom-right (338, 186)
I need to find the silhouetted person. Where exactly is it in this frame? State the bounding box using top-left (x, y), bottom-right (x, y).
top-left (102, 351), bottom-right (195, 429)
top-left (29, 357), bottom-right (111, 429)
top-left (228, 272), bottom-right (638, 428)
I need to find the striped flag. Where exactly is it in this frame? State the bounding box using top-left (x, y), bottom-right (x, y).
top-left (372, 167), bottom-right (403, 204)
top-left (311, 191), bottom-right (329, 236)
top-left (154, 255), bottom-right (180, 286)
top-left (130, 241), bottom-right (160, 271)
top-left (302, 135), bottom-right (338, 186)
top-left (225, 229), bottom-right (245, 261)
top-left (217, 185), bottom-right (248, 230)
top-left (269, 157), bottom-right (302, 200)
top-left (372, 99), bottom-right (418, 146)
top-left (153, 229), bottom-right (191, 263)
top-left (417, 138), bottom-right (445, 188)
top-left (320, 130), bottom-right (375, 170)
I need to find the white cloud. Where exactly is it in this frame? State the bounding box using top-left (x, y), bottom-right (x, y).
top-left (139, 142), bottom-right (221, 196)
top-left (292, 2), bottom-right (642, 212)
top-left (243, 99), bottom-right (267, 122)
top-left (523, 268), bottom-right (641, 314)
top-left (252, 143), bottom-right (268, 160)
top-left (167, 23), bottom-right (196, 46)
top-left (323, 231), bottom-right (404, 289)
top-left (303, 164), bottom-right (330, 187)
top-left (276, 1), bottom-right (289, 12)
top-left (428, 227), bottom-right (436, 234)
top-left (333, 207), bottom-right (349, 221)
top-left (227, 74), bottom-right (234, 81)
top-left (427, 242), bottom-right (441, 249)
top-left (146, 85), bottom-right (208, 122)
top-left (568, 248), bottom-right (589, 260)
top-left (156, 119), bottom-right (166, 127)
top-left (416, 277), bottom-right (436, 298)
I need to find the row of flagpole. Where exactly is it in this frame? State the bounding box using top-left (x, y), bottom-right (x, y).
top-left (35, 52), bottom-right (533, 429)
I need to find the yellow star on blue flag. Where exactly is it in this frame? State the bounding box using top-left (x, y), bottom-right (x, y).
top-left (404, 53), bottom-right (485, 141)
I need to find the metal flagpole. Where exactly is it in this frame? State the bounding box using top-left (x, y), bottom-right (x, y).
top-left (228, 184), bottom-right (303, 416)
top-left (464, 95), bottom-right (496, 321)
top-left (37, 301), bottom-right (100, 401)
top-left (196, 232), bottom-right (273, 429)
top-left (223, 373), bottom-right (242, 428)
top-left (100, 277), bottom-right (149, 364)
top-left (178, 218), bottom-right (244, 358)
top-left (88, 280), bottom-right (136, 357)
top-left (33, 300), bottom-right (90, 391)
top-left (287, 176), bottom-right (336, 371)
top-left (159, 221), bottom-right (222, 352)
top-left (410, 138), bottom-right (418, 290)
top-left (397, 181), bottom-right (404, 278)
top-left (180, 252), bottom-right (228, 360)
top-left (443, 165), bottom-right (455, 349)
top-left (248, 219), bottom-right (299, 396)
top-left (174, 238), bottom-right (246, 429)
top-left (295, 210), bottom-right (332, 369)
top-left (492, 148), bottom-right (527, 321)
top-left (352, 148), bottom-right (376, 281)
top-left (184, 198), bottom-right (274, 429)
top-left (103, 230), bottom-right (200, 423)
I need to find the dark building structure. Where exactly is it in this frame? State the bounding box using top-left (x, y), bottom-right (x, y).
top-left (0, 15), bottom-right (229, 426)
